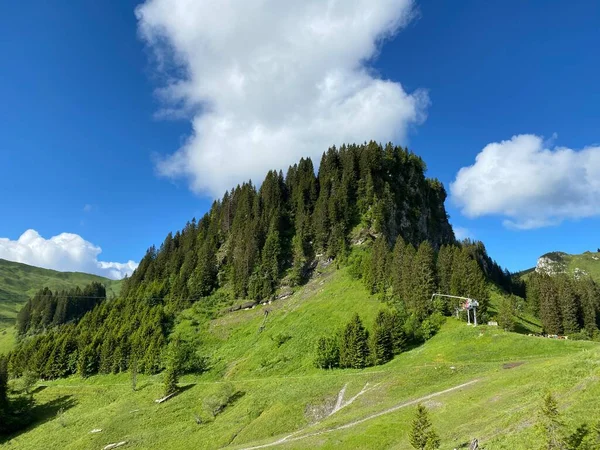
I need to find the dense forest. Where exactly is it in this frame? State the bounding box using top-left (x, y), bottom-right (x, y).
top-left (16, 283), bottom-right (106, 336)
top-left (526, 272), bottom-right (600, 338)
top-left (6, 142), bottom-right (518, 381)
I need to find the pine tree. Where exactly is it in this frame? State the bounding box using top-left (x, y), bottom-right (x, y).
top-left (411, 241), bottom-right (437, 320)
top-left (556, 276), bottom-right (579, 335)
top-left (539, 276), bottom-right (562, 335)
top-left (401, 244), bottom-right (416, 311)
top-left (390, 236), bottom-right (406, 304)
top-left (368, 236), bottom-right (389, 295)
top-left (537, 393), bottom-right (566, 450)
top-left (497, 295), bottom-right (517, 331)
top-left (339, 314), bottom-right (370, 369)
top-left (409, 404), bottom-right (441, 450)
top-left (163, 365), bottom-right (179, 397)
top-left (371, 310), bottom-right (394, 365)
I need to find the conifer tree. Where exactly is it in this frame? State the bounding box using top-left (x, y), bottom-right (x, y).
top-left (539, 276), bottom-right (562, 335)
top-left (401, 244), bottom-right (416, 311)
top-left (497, 295), bottom-right (517, 331)
top-left (368, 236), bottom-right (389, 295)
top-left (371, 310), bottom-right (394, 365)
top-left (390, 236), bottom-right (406, 303)
top-left (557, 276), bottom-right (579, 335)
top-left (411, 241), bottom-right (437, 320)
top-left (339, 314), bottom-right (370, 369)
top-left (537, 393), bottom-right (566, 450)
top-left (409, 404), bottom-right (440, 450)
top-left (314, 336), bottom-right (340, 369)
top-left (163, 365), bottom-right (179, 397)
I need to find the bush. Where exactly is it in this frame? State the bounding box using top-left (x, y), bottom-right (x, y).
top-left (202, 383), bottom-right (243, 418)
top-left (271, 333), bottom-right (292, 348)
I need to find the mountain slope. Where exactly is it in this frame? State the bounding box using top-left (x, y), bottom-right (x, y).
top-left (0, 258), bottom-right (122, 327)
top-left (4, 267), bottom-right (598, 449)
top-left (534, 250), bottom-right (600, 282)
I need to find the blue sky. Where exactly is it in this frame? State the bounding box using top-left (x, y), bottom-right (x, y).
top-left (1, 0), bottom-right (599, 278)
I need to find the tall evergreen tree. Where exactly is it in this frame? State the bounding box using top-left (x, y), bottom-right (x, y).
top-left (409, 404), bottom-right (441, 450)
top-left (339, 314), bottom-right (370, 369)
top-left (371, 310), bottom-right (394, 365)
top-left (411, 241), bottom-right (437, 320)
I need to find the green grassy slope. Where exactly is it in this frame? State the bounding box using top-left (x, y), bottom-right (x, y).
top-left (5, 268), bottom-right (599, 449)
top-left (526, 250), bottom-right (600, 283)
top-left (0, 258), bottom-right (122, 335)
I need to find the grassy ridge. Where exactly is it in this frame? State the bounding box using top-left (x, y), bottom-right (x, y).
top-left (5, 268), bottom-right (599, 449)
top-left (0, 258), bottom-right (122, 340)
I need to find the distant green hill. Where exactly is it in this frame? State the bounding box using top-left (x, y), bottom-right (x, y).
top-left (0, 258), bottom-right (122, 328)
top-left (532, 250), bottom-right (600, 282)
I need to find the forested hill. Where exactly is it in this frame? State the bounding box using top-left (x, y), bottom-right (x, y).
top-left (122, 142), bottom-right (455, 305)
top-left (6, 142), bottom-right (520, 382)
top-left (0, 258), bottom-right (121, 328)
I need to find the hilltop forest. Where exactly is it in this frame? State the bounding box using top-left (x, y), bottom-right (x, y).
top-left (6, 142), bottom-right (520, 382)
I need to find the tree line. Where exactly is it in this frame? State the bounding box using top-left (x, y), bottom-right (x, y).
top-left (526, 272), bottom-right (600, 338)
top-left (16, 282), bottom-right (106, 336)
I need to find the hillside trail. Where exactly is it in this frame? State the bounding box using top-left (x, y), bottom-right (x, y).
top-left (235, 378), bottom-right (480, 449)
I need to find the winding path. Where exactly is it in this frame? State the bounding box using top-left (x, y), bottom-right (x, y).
top-left (237, 379), bottom-right (480, 449)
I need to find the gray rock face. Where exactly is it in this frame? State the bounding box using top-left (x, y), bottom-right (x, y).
top-left (535, 255), bottom-right (566, 276)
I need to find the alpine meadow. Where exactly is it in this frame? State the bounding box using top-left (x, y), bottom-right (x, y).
top-left (2, 1), bottom-right (600, 449)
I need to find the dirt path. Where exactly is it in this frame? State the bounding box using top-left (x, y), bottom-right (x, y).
top-left (237, 379), bottom-right (480, 450)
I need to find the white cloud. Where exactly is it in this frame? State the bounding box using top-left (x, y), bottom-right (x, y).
top-left (451, 134), bottom-right (600, 229)
top-left (0, 229), bottom-right (138, 279)
top-left (453, 226), bottom-right (473, 241)
top-left (136, 0), bottom-right (428, 196)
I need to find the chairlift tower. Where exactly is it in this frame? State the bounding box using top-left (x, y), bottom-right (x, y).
top-left (430, 293), bottom-right (480, 326)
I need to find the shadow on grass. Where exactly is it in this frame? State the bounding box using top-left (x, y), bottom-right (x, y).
top-left (0, 395), bottom-right (77, 444)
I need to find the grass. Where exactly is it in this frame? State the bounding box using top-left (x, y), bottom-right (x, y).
top-left (0, 258), bottom-right (122, 351)
top-left (4, 267), bottom-right (600, 449)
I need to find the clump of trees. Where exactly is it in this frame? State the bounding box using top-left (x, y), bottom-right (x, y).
top-left (350, 237), bottom-right (495, 326)
top-left (16, 282), bottom-right (106, 335)
top-left (526, 273), bottom-right (600, 338)
top-left (0, 356), bottom-right (35, 436)
top-left (315, 309), bottom-right (441, 370)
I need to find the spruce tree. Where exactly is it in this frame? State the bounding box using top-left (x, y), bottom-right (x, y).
top-left (339, 314), bottom-right (370, 369)
top-left (556, 276), bottom-right (579, 335)
top-left (539, 276), bottom-right (562, 335)
top-left (163, 365), bottom-right (179, 397)
top-left (537, 393), bottom-right (566, 450)
top-left (371, 310), bottom-right (394, 365)
top-left (409, 404), bottom-right (440, 450)
top-left (368, 236), bottom-right (389, 295)
top-left (314, 336), bottom-right (340, 369)
top-left (390, 236), bottom-right (406, 303)
top-left (411, 241), bottom-right (437, 320)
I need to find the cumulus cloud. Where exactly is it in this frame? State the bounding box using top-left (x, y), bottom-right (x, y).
top-left (136, 0), bottom-right (428, 196)
top-left (451, 134), bottom-right (600, 229)
top-left (0, 230), bottom-right (138, 279)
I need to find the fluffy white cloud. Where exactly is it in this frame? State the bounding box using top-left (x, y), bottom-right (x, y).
top-left (451, 134), bottom-right (600, 229)
top-left (0, 230), bottom-right (138, 279)
top-left (136, 0), bottom-right (428, 196)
